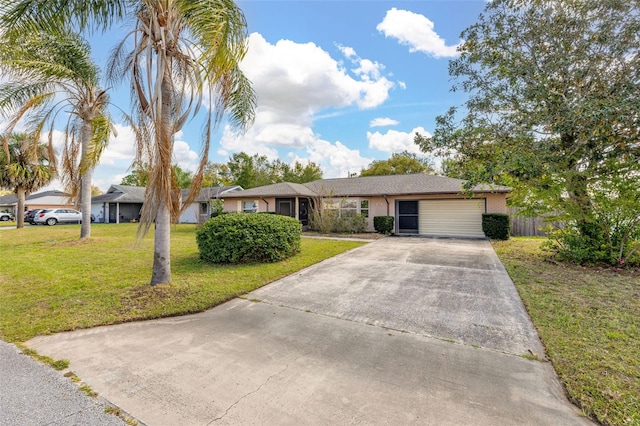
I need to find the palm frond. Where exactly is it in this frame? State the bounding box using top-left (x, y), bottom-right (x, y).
top-left (0, 0), bottom-right (130, 36)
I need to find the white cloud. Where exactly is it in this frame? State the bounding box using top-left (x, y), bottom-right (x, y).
top-left (370, 117), bottom-right (399, 127)
top-left (216, 33), bottom-right (397, 176)
top-left (297, 139), bottom-right (373, 179)
top-left (377, 8), bottom-right (461, 58)
top-left (98, 123), bottom-right (137, 166)
top-left (367, 126), bottom-right (431, 155)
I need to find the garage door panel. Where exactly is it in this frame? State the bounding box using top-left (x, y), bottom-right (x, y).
top-left (418, 199), bottom-right (485, 237)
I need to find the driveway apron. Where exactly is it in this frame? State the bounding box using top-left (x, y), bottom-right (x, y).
top-left (26, 237), bottom-right (591, 425)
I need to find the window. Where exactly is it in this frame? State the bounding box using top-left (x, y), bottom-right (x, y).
top-left (242, 201), bottom-right (258, 213)
top-left (325, 198), bottom-right (369, 217)
top-left (360, 200), bottom-right (369, 218)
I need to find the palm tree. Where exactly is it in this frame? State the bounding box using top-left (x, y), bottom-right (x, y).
top-left (0, 132), bottom-right (55, 228)
top-left (1, 0), bottom-right (256, 285)
top-left (0, 30), bottom-right (113, 239)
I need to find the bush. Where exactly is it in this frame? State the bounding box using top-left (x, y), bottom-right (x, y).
top-left (542, 223), bottom-right (640, 267)
top-left (308, 209), bottom-right (367, 234)
top-left (210, 200), bottom-right (225, 218)
top-left (373, 216), bottom-right (394, 235)
top-left (482, 213), bottom-right (510, 240)
top-left (196, 213), bottom-right (301, 264)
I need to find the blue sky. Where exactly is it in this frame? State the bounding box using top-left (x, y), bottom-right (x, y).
top-left (12, 1), bottom-right (489, 192)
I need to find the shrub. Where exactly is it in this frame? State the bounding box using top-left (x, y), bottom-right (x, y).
top-left (210, 200), bottom-right (225, 218)
top-left (196, 213), bottom-right (301, 264)
top-left (308, 209), bottom-right (367, 234)
top-left (373, 216), bottom-right (394, 235)
top-left (482, 213), bottom-right (510, 240)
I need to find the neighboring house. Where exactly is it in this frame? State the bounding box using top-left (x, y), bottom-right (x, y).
top-left (178, 186), bottom-right (243, 223)
top-left (92, 184), bottom-right (243, 224)
top-left (0, 194), bottom-right (17, 216)
top-left (25, 190), bottom-right (75, 211)
top-left (91, 185), bottom-right (145, 223)
top-left (1, 190), bottom-right (76, 218)
top-left (222, 174), bottom-right (511, 238)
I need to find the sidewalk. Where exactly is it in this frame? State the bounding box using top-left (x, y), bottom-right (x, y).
top-left (0, 340), bottom-right (126, 426)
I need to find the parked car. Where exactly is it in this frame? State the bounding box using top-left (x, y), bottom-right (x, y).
top-left (33, 209), bottom-right (95, 226)
top-left (25, 209), bottom-right (47, 224)
top-left (0, 212), bottom-right (14, 221)
top-left (34, 209), bottom-right (82, 226)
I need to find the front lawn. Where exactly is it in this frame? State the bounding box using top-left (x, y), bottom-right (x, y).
top-left (0, 223), bottom-right (365, 342)
top-left (493, 238), bottom-right (639, 426)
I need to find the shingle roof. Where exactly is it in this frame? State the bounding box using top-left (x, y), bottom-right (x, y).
top-left (92, 185), bottom-right (146, 203)
top-left (223, 174), bottom-right (510, 198)
top-left (222, 182), bottom-right (318, 198)
top-left (26, 190), bottom-right (71, 200)
top-left (92, 185), bottom-right (244, 203)
top-left (0, 194), bottom-right (17, 205)
top-left (180, 186), bottom-right (243, 202)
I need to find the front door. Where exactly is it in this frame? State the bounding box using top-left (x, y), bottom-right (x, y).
top-left (108, 203), bottom-right (117, 223)
top-left (276, 198), bottom-right (295, 217)
top-left (397, 200), bottom-right (419, 234)
top-left (298, 198), bottom-right (309, 226)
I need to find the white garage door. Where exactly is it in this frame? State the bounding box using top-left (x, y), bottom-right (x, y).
top-left (418, 199), bottom-right (485, 238)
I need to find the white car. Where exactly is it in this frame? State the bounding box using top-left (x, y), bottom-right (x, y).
top-left (34, 209), bottom-right (83, 226)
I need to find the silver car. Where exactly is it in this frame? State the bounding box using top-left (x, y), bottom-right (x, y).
top-left (34, 208), bottom-right (82, 226)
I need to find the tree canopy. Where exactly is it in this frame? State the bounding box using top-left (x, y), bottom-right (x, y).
top-left (416, 0), bottom-right (640, 265)
top-left (1, 0), bottom-right (257, 284)
top-left (0, 29), bottom-right (113, 239)
top-left (221, 152), bottom-right (322, 189)
top-left (360, 151), bottom-right (435, 177)
top-left (0, 132), bottom-right (55, 228)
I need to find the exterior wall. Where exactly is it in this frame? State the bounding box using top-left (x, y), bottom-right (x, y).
top-left (485, 193), bottom-right (508, 214)
top-left (179, 203), bottom-right (200, 224)
top-left (91, 203), bottom-right (106, 223)
top-left (25, 202), bottom-right (76, 211)
top-left (223, 192), bottom-right (508, 233)
top-left (223, 197), bottom-right (275, 214)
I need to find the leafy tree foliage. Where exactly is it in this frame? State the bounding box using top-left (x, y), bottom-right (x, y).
top-left (224, 152), bottom-right (322, 188)
top-left (0, 30), bottom-right (113, 239)
top-left (279, 160), bottom-right (323, 184)
top-left (121, 169), bottom-right (147, 187)
top-left (2, 0), bottom-right (256, 285)
top-left (416, 0), bottom-right (640, 265)
top-left (360, 151), bottom-right (435, 177)
top-left (0, 133), bottom-right (55, 228)
top-left (202, 162), bottom-right (232, 187)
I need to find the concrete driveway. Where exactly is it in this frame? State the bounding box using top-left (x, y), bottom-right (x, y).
top-left (26, 237), bottom-right (591, 425)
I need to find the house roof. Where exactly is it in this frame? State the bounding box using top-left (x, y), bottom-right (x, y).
top-left (0, 194), bottom-right (17, 205)
top-left (93, 185), bottom-right (244, 204)
top-left (180, 185), bottom-right (243, 202)
top-left (222, 182), bottom-right (318, 198)
top-left (26, 190), bottom-right (71, 200)
top-left (92, 185), bottom-right (146, 203)
top-left (223, 174), bottom-right (511, 199)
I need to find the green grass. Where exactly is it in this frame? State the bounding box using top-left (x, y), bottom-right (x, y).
top-left (0, 220), bottom-right (16, 227)
top-left (493, 238), bottom-right (640, 426)
top-left (0, 223), bottom-right (365, 343)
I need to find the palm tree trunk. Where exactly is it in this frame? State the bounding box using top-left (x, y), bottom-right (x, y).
top-left (16, 187), bottom-right (25, 228)
top-left (150, 63), bottom-right (174, 286)
top-left (80, 120), bottom-right (93, 239)
top-left (151, 202), bottom-right (171, 285)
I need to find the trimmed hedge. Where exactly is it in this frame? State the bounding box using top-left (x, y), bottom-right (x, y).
top-left (482, 213), bottom-right (511, 240)
top-left (373, 216), bottom-right (394, 235)
top-left (196, 213), bottom-right (301, 264)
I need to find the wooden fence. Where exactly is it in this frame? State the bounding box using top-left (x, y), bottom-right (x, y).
top-left (508, 208), bottom-right (564, 237)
